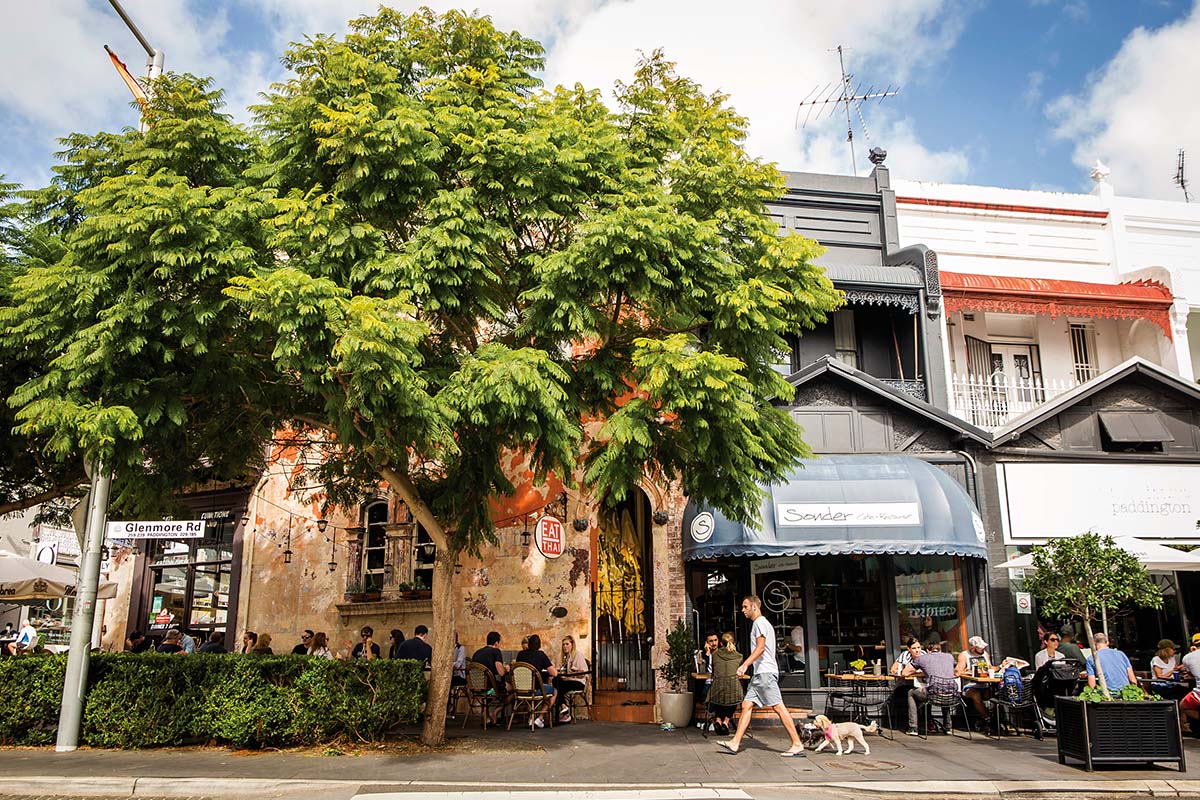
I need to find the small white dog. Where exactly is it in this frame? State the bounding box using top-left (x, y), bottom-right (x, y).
top-left (811, 714), bottom-right (877, 755)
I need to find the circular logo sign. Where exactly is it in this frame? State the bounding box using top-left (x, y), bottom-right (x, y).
top-left (534, 515), bottom-right (565, 559)
top-left (762, 580), bottom-right (792, 613)
top-left (690, 512), bottom-right (715, 543)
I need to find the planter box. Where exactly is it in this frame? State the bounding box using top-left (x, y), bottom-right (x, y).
top-left (1055, 697), bottom-right (1185, 772)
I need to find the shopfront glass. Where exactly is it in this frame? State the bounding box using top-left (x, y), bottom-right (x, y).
top-left (147, 514), bottom-right (235, 640)
top-left (812, 555), bottom-right (886, 673)
top-left (893, 555), bottom-right (966, 653)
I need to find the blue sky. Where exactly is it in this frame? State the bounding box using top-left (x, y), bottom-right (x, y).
top-left (3, 1), bottom-right (1199, 201)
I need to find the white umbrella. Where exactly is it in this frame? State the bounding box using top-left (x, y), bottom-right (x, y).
top-left (994, 536), bottom-right (1200, 572)
top-left (0, 553), bottom-right (118, 600)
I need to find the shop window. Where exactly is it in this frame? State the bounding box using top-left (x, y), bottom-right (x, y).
top-left (812, 555), bottom-right (885, 673)
top-left (146, 513), bottom-right (235, 638)
top-left (893, 555), bottom-right (966, 654)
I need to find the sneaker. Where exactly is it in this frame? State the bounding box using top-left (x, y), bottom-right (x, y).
top-left (906, 729), bottom-right (919, 736)
top-left (533, 716), bottom-right (545, 728)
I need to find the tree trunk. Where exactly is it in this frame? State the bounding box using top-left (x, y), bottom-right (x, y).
top-left (420, 549), bottom-right (456, 747)
top-left (1082, 616), bottom-right (1110, 700)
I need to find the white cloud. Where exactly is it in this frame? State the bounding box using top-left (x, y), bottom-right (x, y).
top-left (1023, 70), bottom-right (1045, 108)
top-left (541, 0), bottom-right (969, 176)
top-left (1049, 2), bottom-right (1200, 200)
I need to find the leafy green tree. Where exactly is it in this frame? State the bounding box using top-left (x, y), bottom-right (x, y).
top-left (1024, 533), bottom-right (1161, 698)
top-left (0, 178), bottom-right (86, 518)
top-left (231, 8), bottom-right (838, 745)
top-left (0, 76), bottom-right (285, 519)
top-left (5, 9), bottom-right (838, 747)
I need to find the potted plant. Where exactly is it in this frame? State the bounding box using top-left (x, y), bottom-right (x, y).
top-left (657, 618), bottom-right (696, 728)
top-left (1024, 533), bottom-right (1179, 771)
top-left (849, 659), bottom-right (867, 676)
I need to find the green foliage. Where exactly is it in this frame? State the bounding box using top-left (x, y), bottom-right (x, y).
top-left (1077, 683), bottom-right (1156, 703)
top-left (849, 659), bottom-right (868, 672)
top-left (659, 618), bottom-right (697, 693)
top-left (0, 653), bottom-right (424, 749)
top-left (1024, 533), bottom-right (1163, 626)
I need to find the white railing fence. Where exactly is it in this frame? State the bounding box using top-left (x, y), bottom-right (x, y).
top-left (950, 373), bottom-right (1080, 429)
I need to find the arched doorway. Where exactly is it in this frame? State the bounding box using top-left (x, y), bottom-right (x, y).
top-left (593, 488), bottom-right (655, 691)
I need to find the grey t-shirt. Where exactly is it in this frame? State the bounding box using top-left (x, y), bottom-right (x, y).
top-left (1181, 649), bottom-right (1200, 679)
top-left (751, 615), bottom-right (778, 675)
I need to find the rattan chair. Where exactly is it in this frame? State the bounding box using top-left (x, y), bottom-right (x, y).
top-left (463, 662), bottom-right (503, 730)
top-left (919, 676), bottom-right (971, 740)
top-left (508, 663), bottom-right (554, 731)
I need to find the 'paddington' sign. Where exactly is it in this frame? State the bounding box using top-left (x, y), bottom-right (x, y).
top-left (105, 520), bottom-right (206, 539)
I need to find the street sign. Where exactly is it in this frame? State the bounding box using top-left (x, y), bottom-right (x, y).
top-left (534, 516), bottom-right (564, 559)
top-left (1015, 591), bottom-right (1033, 615)
top-left (105, 520), bottom-right (206, 539)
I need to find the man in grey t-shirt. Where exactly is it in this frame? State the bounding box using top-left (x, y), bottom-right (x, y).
top-left (718, 595), bottom-right (804, 757)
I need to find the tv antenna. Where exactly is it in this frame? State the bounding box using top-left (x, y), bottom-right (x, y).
top-left (796, 45), bottom-right (899, 176)
top-left (1175, 149), bottom-right (1192, 203)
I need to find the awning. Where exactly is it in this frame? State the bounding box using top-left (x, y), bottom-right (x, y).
top-left (940, 272), bottom-right (1174, 338)
top-left (682, 455), bottom-right (987, 561)
top-left (994, 537), bottom-right (1200, 573)
top-left (1097, 410), bottom-right (1174, 443)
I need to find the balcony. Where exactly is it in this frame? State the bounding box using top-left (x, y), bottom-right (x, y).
top-left (950, 373), bottom-right (1080, 429)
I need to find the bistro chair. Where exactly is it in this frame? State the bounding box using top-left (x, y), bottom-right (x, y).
top-left (463, 662), bottom-right (503, 730)
top-left (993, 675), bottom-right (1042, 740)
top-left (508, 663), bottom-right (554, 731)
top-left (847, 682), bottom-right (895, 739)
top-left (561, 661), bottom-right (592, 722)
top-left (825, 675), bottom-right (855, 721)
top-left (919, 676), bottom-right (972, 740)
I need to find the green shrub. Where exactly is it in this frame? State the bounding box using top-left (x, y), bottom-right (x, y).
top-left (0, 654), bottom-right (67, 745)
top-left (0, 653), bottom-right (426, 749)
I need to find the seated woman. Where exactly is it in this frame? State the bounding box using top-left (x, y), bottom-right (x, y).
top-left (515, 633), bottom-right (558, 727)
top-left (1151, 639), bottom-right (1189, 701)
top-left (554, 634), bottom-right (589, 721)
top-left (707, 632), bottom-right (744, 735)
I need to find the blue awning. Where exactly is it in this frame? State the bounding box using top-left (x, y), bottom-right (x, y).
top-left (682, 455), bottom-right (987, 561)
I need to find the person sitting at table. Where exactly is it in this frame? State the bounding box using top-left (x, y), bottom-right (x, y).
top-left (956, 636), bottom-right (994, 730)
top-left (515, 633), bottom-right (557, 727)
top-left (1150, 639), bottom-right (1189, 701)
top-left (6, 620), bottom-right (37, 657)
top-left (0, 622), bottom-right (15, 641)
top-left (451, 631), bottom-right (468, 686)
top-left (1086, 632), bottom-right (1137, 693)
top-left (554, 634), bottom-right (589, 721)
top-left (395, 625), bottom-right (433, 665)
top-left (125, 629), bottom-right (152, 653)
top-left (891, 638), bottom-right (922, 676)
top-left (707, 632), bottom-right (744, 735)
top-left (1035, 631), bottom-right (1063, 668)
top-left (155, 629), bottom-right (187, 654)
top-left (695, 632), bottom-right (719, 702)
top-left (902, 641), bottom-right (958, 735)
top-left (471, 631), bottom-right (508, 724)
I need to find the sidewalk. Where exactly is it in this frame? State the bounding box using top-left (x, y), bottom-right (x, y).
top-left (0, 723), bottom-right (1195, 798)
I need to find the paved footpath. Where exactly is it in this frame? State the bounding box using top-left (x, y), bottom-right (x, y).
top-left (0, 724), bottom-right (1197, 799)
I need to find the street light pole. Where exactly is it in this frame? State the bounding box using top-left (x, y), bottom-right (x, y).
top-left (56, 0), bottom-right (161, 753)
top-left (107, 0), bottom-right (163, 82)
top-left (54, 463), bottom-right (112, 752)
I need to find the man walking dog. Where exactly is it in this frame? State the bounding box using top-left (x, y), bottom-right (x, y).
top-left (718, 595), bottom-right (805, 757)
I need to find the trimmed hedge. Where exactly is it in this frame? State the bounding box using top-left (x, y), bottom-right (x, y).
top-left (0, 653), bottom-right (426, 749)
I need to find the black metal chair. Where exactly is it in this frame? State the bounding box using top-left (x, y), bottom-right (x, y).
top-left (993, 675), bottom-right (1043, 739)
top-left (920, 676), bottom-right (972, 740)
top-left (847, 682), bottom-right (895, 739)
top-left (825, 675), bottom-right (855, 721)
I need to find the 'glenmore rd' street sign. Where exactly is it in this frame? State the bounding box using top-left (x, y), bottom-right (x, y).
top-left (105, 520), bottom-right (207, 539)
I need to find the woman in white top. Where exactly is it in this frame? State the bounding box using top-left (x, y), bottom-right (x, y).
top-left (1151, 639), bottom-right (1180, 679)
top-left (307, 631), bottom-right (334, 659)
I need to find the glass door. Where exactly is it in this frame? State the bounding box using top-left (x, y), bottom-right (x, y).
top-left (811, 555), bottom-right (886, 677)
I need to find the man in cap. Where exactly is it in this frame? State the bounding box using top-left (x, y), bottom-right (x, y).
top-left (956, 635), bottom-right (995, 729)
top-left (1056, 626), bottom-right (1087, 668)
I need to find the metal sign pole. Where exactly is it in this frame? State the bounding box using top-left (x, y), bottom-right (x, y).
top-left (55, 463), bottom-right (112, 752)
